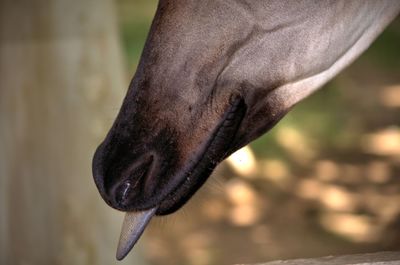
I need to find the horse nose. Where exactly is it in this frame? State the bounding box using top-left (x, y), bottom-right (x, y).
top-left (107, 154), bottom-right (157, 210)
top-left (114, 180), bottom-right (134, 207)
top-left (92, 141), bottom-right (160, 211)
top-left (110, 155), bottom-right (155, 209)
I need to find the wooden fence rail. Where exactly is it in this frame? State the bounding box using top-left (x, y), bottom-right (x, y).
top-left (240, 252), bottom-right (400, 265)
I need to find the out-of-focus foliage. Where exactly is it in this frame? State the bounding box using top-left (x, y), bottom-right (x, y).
top-left (116, 1), bottom-right (400, 264)
top-left (118, 0), bottom-right (158, 70)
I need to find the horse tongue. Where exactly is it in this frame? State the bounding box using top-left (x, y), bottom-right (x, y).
top-left (116, 207), bottom-right (157, 260)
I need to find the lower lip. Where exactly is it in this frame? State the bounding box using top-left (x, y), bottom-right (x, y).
top-left (156, 97), bottom-right (247, 215)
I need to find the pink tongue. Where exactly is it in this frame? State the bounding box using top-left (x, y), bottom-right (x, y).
top-left (116, 207), bottom-right (157, 260)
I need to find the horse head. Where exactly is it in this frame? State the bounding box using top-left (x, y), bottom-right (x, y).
top-left (92, 0), bottom-right (400, 260)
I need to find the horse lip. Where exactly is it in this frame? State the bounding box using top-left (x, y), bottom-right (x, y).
top-left (94, 97), bottom-right (246, 214)
top-left (156, 96), bottom-right (247, 215)
top-left (113, 97), bottom-right (246, 260)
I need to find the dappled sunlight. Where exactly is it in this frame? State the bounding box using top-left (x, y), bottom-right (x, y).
top-left (225, 179), bottom-right (258, 206)
top-left (296, 178), bottom-right (323, 200)
top-left (320, 185), bottom-right (359, 212)
top-left (361, 127), bottom-right (400, 157)
top-left (228, 204), bottom-right (261, 227)
top-left (200, 198), bottom-right (226, 223)
top-left (379, 84), bottom-right (400, 108)
top-left (292, 156), bottom-right (400, 245)
top-left (297, 179), bottom-right (359, 212)
top-left (275, 126), bottom-right (316, 164)
top-left (260, 159), bottom-right (292, 190)
top-left (225, 179), bottom-right (263, 226)
top-left (146, 122), bottom-right (400, 264)
top-left (314, 160), bottom-right (340, 182)
top-left (226, 146), bottom-right (257, 178)
top-left (319, 213), bottom-right (380, 242)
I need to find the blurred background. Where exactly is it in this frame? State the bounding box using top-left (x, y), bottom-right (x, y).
top-left (0, 0), bottom-right (399, 265)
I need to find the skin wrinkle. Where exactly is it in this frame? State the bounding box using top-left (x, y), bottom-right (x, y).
top-left (217, 1), bottom-right (381, 111)
top-left (274, 6), bottom-right (385, 112)
top-left (216, 22), bottom-right (295, 93)
top-left (262, 20), bottom-right (371, 109)
top-left (229, 0), bottom-right (255, 24)
top-left (205, 27), bottom-right (255, 108)
top-left (93, 0), bottom-right (400, 215)
top-left (216, 2), bottom-right (308, 95)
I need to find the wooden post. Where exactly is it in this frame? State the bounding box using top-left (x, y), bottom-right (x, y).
top-left (0, 0), bottom-right (146, 264)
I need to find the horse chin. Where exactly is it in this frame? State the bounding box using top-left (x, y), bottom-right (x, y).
top-left (155, 96), bottom-right (247, 215)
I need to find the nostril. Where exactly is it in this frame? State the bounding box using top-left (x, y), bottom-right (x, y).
top-left (110, 154), bottom-right (156, 210)
top-left (115, 180), bottom-right (134, 207)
